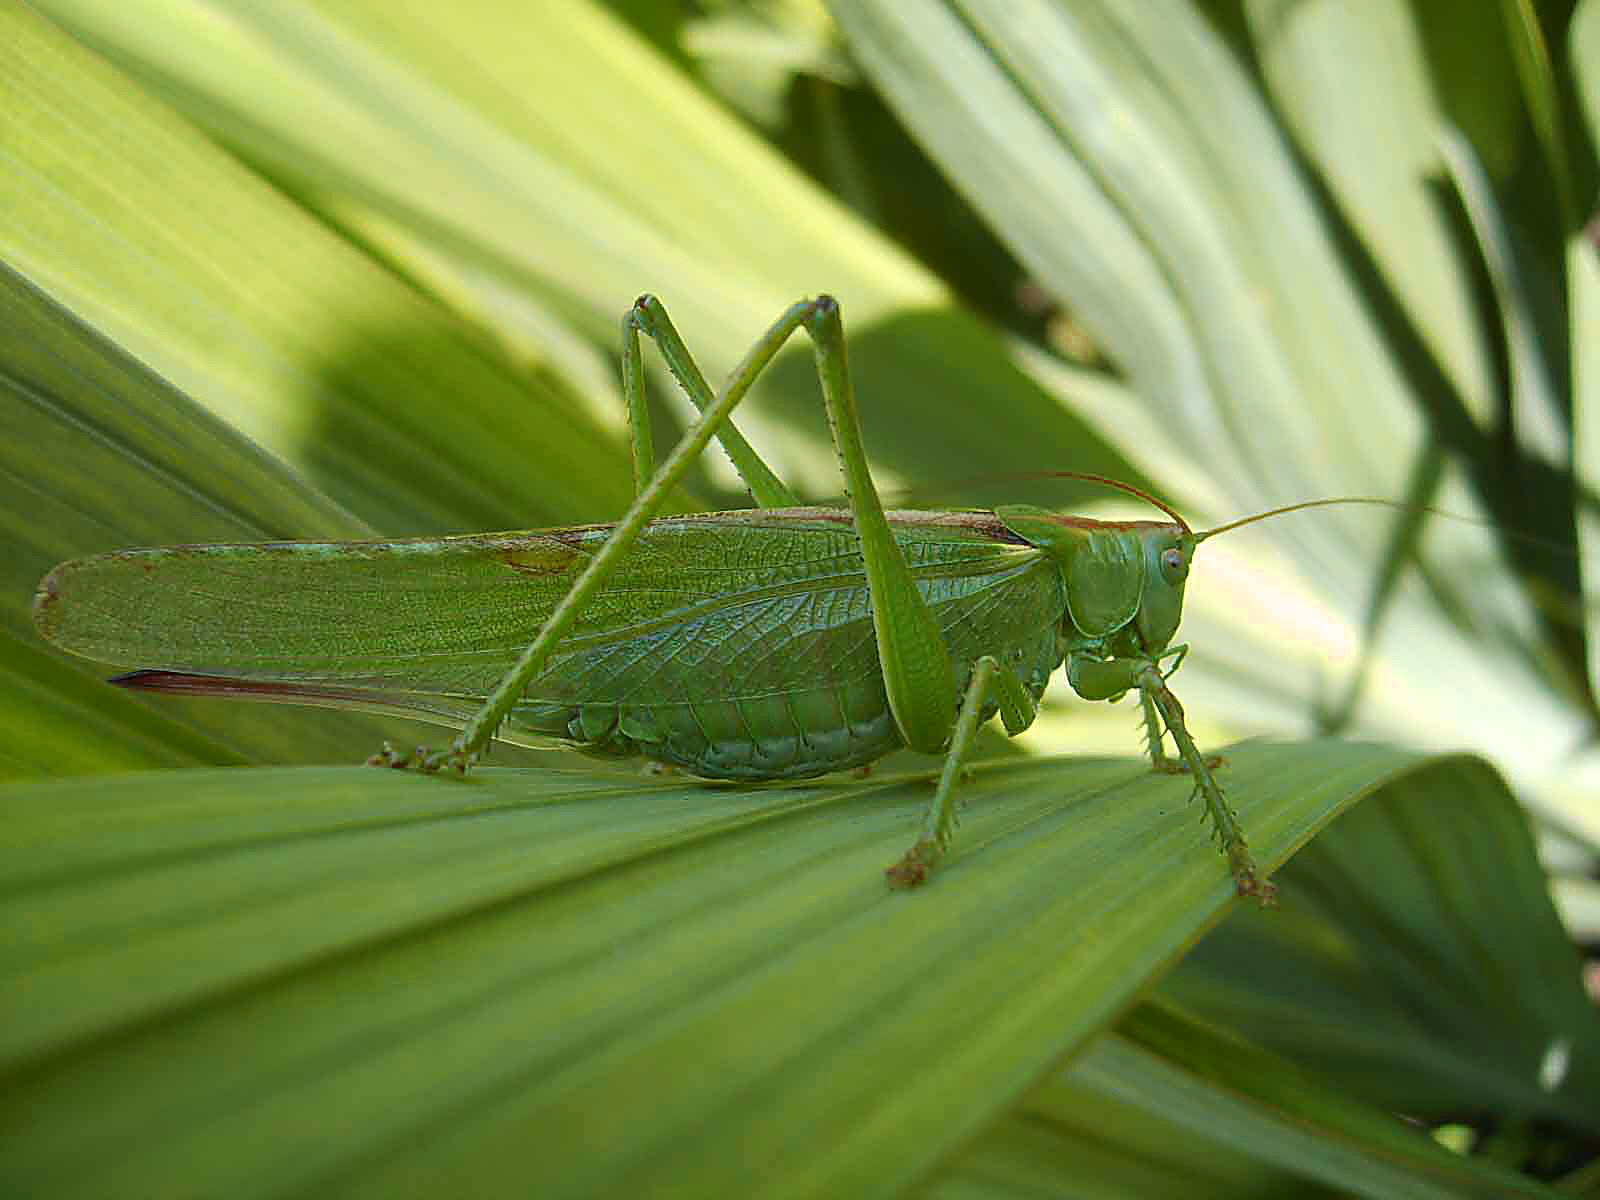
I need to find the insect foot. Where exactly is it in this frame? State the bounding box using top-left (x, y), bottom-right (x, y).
top-left (363, 743), bottom-right (477, 775)
top-left (885, 838), bottom-right (940, 889)
top-left (365, 742), bottom-right (416, 769)
top-left (420, 745), bottom-right (477, 775)
top-left (1229, 843), bottom-right (1279, 907)
top-left (1151, 753), bottom-right (1226, 775)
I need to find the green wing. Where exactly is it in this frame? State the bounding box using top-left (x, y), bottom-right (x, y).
top-left (36, 509), bottom-right (1062, 716)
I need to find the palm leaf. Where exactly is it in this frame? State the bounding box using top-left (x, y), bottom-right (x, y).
top-left (7, 745), bottom-right (1576, 1198)
top-left (4, 0), bottom-right (1597, 1193)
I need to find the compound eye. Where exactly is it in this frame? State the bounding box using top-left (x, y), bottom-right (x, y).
top-left (1160, 546), bottom-right (1188, 582)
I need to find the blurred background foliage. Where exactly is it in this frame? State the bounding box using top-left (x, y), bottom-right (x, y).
top-left (4, 0), bottom-right (1600, 1194)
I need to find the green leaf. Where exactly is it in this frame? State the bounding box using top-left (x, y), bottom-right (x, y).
top-left (1500, 0), bottom-right (1580, 226)
top-left (1246, 0), bottom-right (1496, 422)
top-left (6, 1), bottom-right (1595, 1191)
top-left (1053, 1007), bottom-right (1566, 1199)
top-left (1162, 756), bottom-right (1600, 1130)
top-left (1571, 0), bottom-right (1600, 718)
top-left (2, 740), bottom-right (1468, 1198)
top-left (1, 5), bottom-right (632, 537)
top-left (32, 0), bottom-right (1146, 503)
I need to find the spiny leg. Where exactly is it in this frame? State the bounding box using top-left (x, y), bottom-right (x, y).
top-left (366, 741), bottom-right (417, 768)
top-left (1141, 691), bottom-right (1224, 774)
top-left (1136, 666), bottom-right (1275, 905)
top-left (1139, 689), bottom-right (1178, 772)
top-left (887, 655), bottom-right (1037, 888)
top-left (1140, 646), bottom-right (1220, 775)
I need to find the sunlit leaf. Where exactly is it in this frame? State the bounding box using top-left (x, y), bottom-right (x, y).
top-left (5, 0), bottom-right (1595, 1192)
top-left (2, 741), bottom-right (1477, 1198)
top-left (1163, 757), bottom-right (1600, 1129)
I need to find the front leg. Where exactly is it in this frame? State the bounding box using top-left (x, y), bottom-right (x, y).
top-left (1139, 689), bottom-right (1182, 773)
top-left (1068, 651), bottom-right (1274, 905)
top-left (1141, 695), bottom-right (1222, 775)
top-left (1138, 668), bottom-right (1275, 905)
top-left (1139, 645), bottom-right (1222, 775)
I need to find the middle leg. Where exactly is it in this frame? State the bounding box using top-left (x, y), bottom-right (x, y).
top-left (886, 655), bottom-right (1038, 888)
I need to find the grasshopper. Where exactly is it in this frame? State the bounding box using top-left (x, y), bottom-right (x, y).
top-left (35, 295), bottom-right (1320, 903)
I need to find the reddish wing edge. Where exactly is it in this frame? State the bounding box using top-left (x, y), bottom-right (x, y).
top-left (109, 670), bottom-right (378, 704)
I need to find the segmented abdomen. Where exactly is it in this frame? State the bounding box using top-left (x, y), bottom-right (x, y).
top-left (506, 622), bottom-right (1063, 779)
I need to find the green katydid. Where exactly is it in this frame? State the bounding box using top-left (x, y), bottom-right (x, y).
top-left (34, 294), bottom-right (1364, 903)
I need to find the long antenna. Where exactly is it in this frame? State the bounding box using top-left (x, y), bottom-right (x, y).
top-left (1196, 497), bottom-right (1404, 541)
top-left (899, 472), bottom-right (1459, 546)
top-left (1040, 471), bottom-right (1191, 534)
